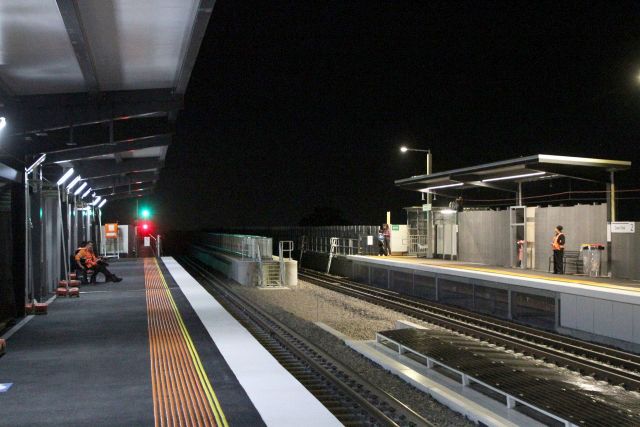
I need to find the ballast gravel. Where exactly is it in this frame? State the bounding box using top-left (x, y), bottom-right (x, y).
top-left (234, 280), bottom-right (474, 427)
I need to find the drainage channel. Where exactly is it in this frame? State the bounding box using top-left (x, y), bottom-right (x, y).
top-left (377, 328), bottom-right (640, 427)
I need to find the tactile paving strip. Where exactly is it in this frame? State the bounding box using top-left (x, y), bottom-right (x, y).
top-left (145, 258), bottom-right (228, 427)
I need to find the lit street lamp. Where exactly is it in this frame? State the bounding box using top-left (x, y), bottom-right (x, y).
top-left (399, 146), bottom-right (432, 177)
top-left (401, 145), bottom-right (434, 258)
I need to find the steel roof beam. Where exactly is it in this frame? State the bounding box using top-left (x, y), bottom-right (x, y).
top-left (86, 171), bottom-right (159, 190)
top-left (56, 0), bottom-right (99, 93)
top-left (44, 133), bottom-right (172, 164)
top-left (10, 89), bottom-right (183, 135)
top-left (74, 158), bottom-right (164, 180)
top-left (174, 0), bottom-right (216, 95)
top-left (107, 188), bottom-right (154, 201)
top-left (94, 182), bottom-right (154, 197)
top-left (0, 162), bottom-right (21, 183)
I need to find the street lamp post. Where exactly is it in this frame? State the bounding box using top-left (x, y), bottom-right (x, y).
top-left (400, 146), bottom-right (434, 258)
top-left (400, 146), bottom-right (432, 200)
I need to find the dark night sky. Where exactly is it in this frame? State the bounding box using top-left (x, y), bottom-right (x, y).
top-left (117, 1), bottom-right (640, 230)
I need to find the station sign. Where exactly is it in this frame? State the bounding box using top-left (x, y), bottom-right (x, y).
top-left (422, 203), bottom-right (432, 212)
top-left (611, 222), bottom-right (635, 234)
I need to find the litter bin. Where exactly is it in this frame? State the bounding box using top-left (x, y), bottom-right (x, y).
top-left (581, 244), bottom-right (605, 277)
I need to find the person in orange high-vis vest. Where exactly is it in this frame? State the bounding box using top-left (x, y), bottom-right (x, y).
top-left (75, 242), bottom-right (122, 283)
top-left (551, 225), bottom-right (565, 274)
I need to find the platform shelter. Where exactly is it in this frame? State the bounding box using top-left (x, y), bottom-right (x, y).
top-left (395, 154), bottom-right (636, 278)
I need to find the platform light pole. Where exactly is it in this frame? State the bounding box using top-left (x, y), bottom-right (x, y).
top-left (400, 146), bottom-right (433, 257)
top-left (400, 146), bottom-right (432, 198)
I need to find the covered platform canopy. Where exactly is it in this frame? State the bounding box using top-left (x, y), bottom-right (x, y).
top-left (396, 154), bottom-right (631, 193)
top-left (0, 0), bottom-right (215, 201)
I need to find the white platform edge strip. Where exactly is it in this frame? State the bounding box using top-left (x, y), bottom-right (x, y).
top-left (161, 257), bottom-right (342, 427)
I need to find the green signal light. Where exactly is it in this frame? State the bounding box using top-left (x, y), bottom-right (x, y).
top-left (141, 208), bottom-right (151, 219)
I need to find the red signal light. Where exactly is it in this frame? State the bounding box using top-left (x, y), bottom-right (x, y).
top-left (139, 220), bottom-right (154, 236)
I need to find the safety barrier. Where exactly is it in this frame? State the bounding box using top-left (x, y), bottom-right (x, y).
top-left (199, 233), bottom-right (273, 260)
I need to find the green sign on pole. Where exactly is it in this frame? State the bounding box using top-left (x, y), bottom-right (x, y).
top-left (392, 224), bottom-right (399, 231)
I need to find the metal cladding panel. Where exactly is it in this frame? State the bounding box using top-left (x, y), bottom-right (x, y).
top-left (457, 210), bottom-right (510, 266)
top-left (560, 294), bottom-right (578, 330)
top-left (0, 0), bottom-right (85, 95)
top-left (564, 298), bottom-right (637, 344)
top-left (534, 205), bottom-right (607, 273)
top-left (611, 302), bottom-right (634, 342)
top-left (634, 305), bottom-right (640, 344)
top-left (575, 296), bottom-right (595, 333)
top-left (0, 189), bottom-right (15, 322)
top-left (43, 191), bottom-right (62, 293)
top-left (611, 223), bottom-right (640, 280)
top-left (76, 0), bottom-right (200, 91)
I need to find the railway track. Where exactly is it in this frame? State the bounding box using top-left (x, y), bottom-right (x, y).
top-left (299, 268), bottom-right (640, 391)
top-left (178, 256), bottom-right (434, 427)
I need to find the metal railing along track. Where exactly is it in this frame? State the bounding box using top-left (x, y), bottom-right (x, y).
top-left (299, 269), bottom-right (640, 391)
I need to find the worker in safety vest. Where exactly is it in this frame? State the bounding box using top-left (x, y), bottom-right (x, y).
top-left (551, 225), bottom-right (565, 274)
top-left (75, 242), bottom-right (122, 283)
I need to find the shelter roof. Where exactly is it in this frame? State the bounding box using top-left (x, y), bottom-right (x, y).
top-left (395, 154), bottom-right (631, 194)
top-left (0, 0), bottom-right (214, 200)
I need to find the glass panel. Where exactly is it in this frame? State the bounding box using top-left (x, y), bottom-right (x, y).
top-left (474, 285), bottom-right (509, 318)
top-left (512, 292), bottom-right (555, 330)
top-left (371, 267), bottom-right (388, 289)
top-left (412, 274), bottom-right (436, 300)
top-left (390, 270), bottom-right (413, 294)
top-left (438, 279), bottom-right (473, 310)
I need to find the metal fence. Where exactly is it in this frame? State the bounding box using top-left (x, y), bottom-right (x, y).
top-left (305, 236), bottom-right (361, 255)
top-left (198, 233), bottom-right (273, 260)
top-left (220, 225), bottom-right (382, 256)
top-left (407, 234), bottom-right (429, 257)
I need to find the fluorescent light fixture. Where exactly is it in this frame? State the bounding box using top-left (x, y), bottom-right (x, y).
top-left (25, 154), bottom-right (46, 174)
top-left (98, 199), bottom-right (107, 208)
top-left (74, 182), bottom-right (87, 196)
top-left (440, 208), bottom-right (457, 215)
top-left (482, 172), bottom-right (545, 183)
top-left (420, 182), bottom-right (463, 192)
top-left (400, 146), bottom-right (408, 152)
top-left (0, 117), bottom-right (6, 129)
top-left (81, 187), bottom-right (92, 198)
top-left (91, 196), bottom-right (102, 206)
top-left (56, 168), bottom-right (75, 186)
top-left (66, 175), bottom-right (82, 191)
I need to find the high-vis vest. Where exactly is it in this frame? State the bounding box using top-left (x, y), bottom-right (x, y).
top-left (552, 233), bottom-right (565, 251)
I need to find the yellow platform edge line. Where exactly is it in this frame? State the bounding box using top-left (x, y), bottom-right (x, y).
top-left (154, 258), bottom-right (230, 427)
top-left (370, 256), bottom-right (640, 292)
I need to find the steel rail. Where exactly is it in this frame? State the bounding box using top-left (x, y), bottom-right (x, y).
top-left (179, 256), bottom-right (434, 427)
top-left (301, 268), bottom-right (640, 366)
top-left (299, 269), bottom-right (640, 391)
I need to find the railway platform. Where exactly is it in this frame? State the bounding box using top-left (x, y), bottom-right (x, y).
top-left (0, 258), bottom-right (339, 426)
top-left (340, 255), bottom-right (640, 351)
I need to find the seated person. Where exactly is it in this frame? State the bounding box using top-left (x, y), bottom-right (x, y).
top-left (73, 241), bottom-right (90, 283)
top-left (75, 242), bottom-right (122, 283)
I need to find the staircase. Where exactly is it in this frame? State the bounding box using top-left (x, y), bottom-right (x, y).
top-left (261, 261), bottom-right (281, 287)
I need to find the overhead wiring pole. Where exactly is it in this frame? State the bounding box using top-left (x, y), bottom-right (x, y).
top-left (425, 150), bottom-right (433, 259)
